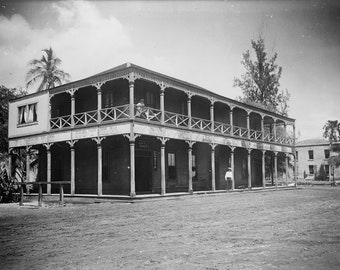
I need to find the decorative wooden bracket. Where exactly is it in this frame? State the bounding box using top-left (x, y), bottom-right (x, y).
top-left (157, 137), bottom-right (169, 145)
top-left (185, 140), bottom-right (196, 148)
top-left (209, 143), bottom-right (217, 150)
top-left (92, 82), bottom-right (105, 90)
top-left (157, 81), bottom-right (169, 91)
top-left (123, 133), bottom-right (141, 142)
top-left (209, 97), bottom-right (216, 105)
top-left (124, 72), bottom-right (141, 83)
top-left (92, 137), bottom-right (106, 145)
top-left (43, 143), bottom-right (53, 151)
top-left (229, 145), bottom-right (236, 152)
top-left (66, 88), bottom-right (78, 97)
top-left (184, 90), bottom-right (195, 99)
top-left (66, 140), bottom-right (78, 148)
top-left (245, 109), bottom-right (252, 116)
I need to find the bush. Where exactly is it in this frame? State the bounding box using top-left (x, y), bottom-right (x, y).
top-left (0, 167), bottom-right (19, 203)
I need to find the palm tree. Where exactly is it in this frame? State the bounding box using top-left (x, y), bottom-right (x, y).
top-left (26, 47), bottom-right (70, 92)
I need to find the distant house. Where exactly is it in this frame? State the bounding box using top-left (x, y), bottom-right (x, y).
top-left (296, 138), bottom-right (340, 181)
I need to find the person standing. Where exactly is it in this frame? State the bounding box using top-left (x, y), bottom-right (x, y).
top-left (225, 167), bottom-right (233, 190)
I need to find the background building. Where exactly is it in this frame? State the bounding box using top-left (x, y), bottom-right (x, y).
top-left (296, 138), bottom-right (340, 181)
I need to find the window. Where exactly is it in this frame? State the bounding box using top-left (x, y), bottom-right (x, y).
top-left (325, 165), bottom-right (330, 177)
top-left (146, 91), bottom-right (155, 107)
top-left (104, 91), bottom-right (114, 108)
top-left (18, 103), bottom-right (37, 125)
top-left (296, 151), bottom-right (298, 161)
top-left (168, 153), bottom-right (176, 179)
top-left (192, 154), bottom-right (197, 181)
top-left (308, 150), bottom-right (314, 160)
top-left (309, 165), bottom-right (314, 175)
top-left (324, 149), bottom-right (330, 159)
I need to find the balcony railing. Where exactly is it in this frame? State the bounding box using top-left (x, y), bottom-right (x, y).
top-left (50, 104), bottom-right (292, 145)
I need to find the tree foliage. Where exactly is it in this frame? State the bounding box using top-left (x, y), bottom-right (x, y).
top-left (26, 47), bottom-right (71, 92)
top-left (323, 120), bottom-right (340, 169)
top-left (234, 37), bottom-right (290, 116)
top-left (0, 85), bottom-right (27, 153)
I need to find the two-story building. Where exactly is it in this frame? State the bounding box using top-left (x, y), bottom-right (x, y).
top-left (296, 138), bottom-right (340, 181)
top-left (8, 63), bottom-right (296, 197)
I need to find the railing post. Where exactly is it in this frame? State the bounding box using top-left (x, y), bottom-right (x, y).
top-left (59, 184), bottom-right (64, 205)
top-left (20, 185), bottom-right (24, 206)
top-left (38, 184), bottom-right (42, 207)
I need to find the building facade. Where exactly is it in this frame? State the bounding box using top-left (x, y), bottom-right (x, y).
top-left (8, 63), bottom-right (296, 197)
top-left (296, 138), bottom-right (340, 181)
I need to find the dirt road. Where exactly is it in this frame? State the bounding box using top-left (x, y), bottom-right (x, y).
top-left (1, 187), bottom-right (339, 269)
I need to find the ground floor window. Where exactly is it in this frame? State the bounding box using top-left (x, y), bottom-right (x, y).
top-left (168, 153), bottom-right (176, 179)
top-left (309, 165), bottom-right (314, 175)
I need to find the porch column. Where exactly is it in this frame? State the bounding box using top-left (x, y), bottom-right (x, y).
top-left (247, 149), bottom-right (252, 189)
top-left (70, 144), bottom-right (75, 195)
top-left (187, 92), bottom-right (193, 129)
top-left (273, 118), bottom-right (277, 141)
top-left (285, 153), bottom-right (289, 186)
top-left (274, 151), bottom-right (278, 188)
top-left (229, 106), bottom-right (234, 133)
top-left (293, 124), bottom-right (297, 185)
top-left (284, 122), bottom-right (287, 143)
top-left (261, 114), bottom-right (264, 140)
top-left (128, 74), bottom-right (136, 119)
top-left (43, 143), bottom-right (53, 195)
top-left (246, 110), bottom-right (251, 139)
top-left (94, 83), bottom-right (103, 123)
top-left (210, 98), bottom-right (215, 133)
top-left (159, 82), bottom-right (167, 125)
top-left (230, 146), bottom-right (235, 190)
top-left (262, 150), bottom-right (266, 188)
top-left (67, 88), bottom-right (77, 127)
top-left (130, 141), bottom-right (136, 197)
top-left (187, 141), bottom-right (195, 194)
top-left (26, 146), bottom-right (30, 183)
top-left (210, 143), bottom-right (216, 191)
top-left (8, 149), bottom-right (12, 179)
top-left (158, 136), bottom-right (168, 196)
top-left (92, 137), bottom-right (105, 196)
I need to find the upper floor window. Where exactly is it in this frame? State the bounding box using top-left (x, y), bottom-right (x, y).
top-left (308, 150), bottom-right (314, 160)
top-left (324, 149), bottom-right (330, 159)
top-left (18, 103), bottom-right (37, 125)
top-left (146, 91), bottom-right (155, 107)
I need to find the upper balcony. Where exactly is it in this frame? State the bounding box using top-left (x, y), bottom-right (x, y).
top-left (9, 63), bottom-right (295, 147)
top-left (49, 104), bottom-right (294, 145)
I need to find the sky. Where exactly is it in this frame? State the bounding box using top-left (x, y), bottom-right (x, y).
top-left (0, 0), bottom-right (339, 141)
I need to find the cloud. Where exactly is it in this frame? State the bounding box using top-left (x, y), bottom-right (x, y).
top-left (0, 0), bottom-right (133, 91)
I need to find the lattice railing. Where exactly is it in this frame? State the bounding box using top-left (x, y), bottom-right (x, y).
top-left (74, 110), bottom-right (98, 126)
top-left (164, 111), bottom-right (189, 128)
top-left (275, 136), bottom-right (286, 144)
top-left (232, 126), bottom-right (248, 138)
top-left (50, 115), bottom-right (72, 129)
top-left (191, 117), bottom-right (212, 132)
top-left (249, 129), bottom-right (262, 140)
top-left (213, 121), bottom-right (232, 135)
top-left (101, 105), bottom-right (130, 122)
top-left (135, 106), bottom-right (162, 123)
top-left (263, 133), bottom-right (275, 142)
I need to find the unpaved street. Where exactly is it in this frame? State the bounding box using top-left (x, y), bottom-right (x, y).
top-left (1, 187), bottom-right (339, 270)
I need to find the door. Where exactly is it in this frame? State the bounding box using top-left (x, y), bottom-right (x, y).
top-left (135, 151), bottom-right (152, 193)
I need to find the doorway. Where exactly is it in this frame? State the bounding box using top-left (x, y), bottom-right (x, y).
top-left (135, 151), bottom-right (152, 193)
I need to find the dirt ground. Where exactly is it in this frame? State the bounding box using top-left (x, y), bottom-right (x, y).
top-left (0, 187), bottom-right (339, 270)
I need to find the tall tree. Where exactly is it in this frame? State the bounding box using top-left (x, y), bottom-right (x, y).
top-left (26, 47), bottom-right (70, 92)
top-left (234, 36), bottom-right (290, 116)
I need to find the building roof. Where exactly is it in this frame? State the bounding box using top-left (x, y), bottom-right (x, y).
top-left (10, 62), bottom-right (295, 122)
top-left (296, 138), bottom-right (330, 147)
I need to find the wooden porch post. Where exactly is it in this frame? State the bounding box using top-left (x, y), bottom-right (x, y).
top-left (43, 143), bottom-right (53, 195)
top-left (210, 143), bottom-right (216, 192)
top-left (274, 151), bottom-right (278, 188)
top-left (67, 140), bottom-right (77, 195)
top-left (186, 91), bottom-right (193, 129)
top-left (293, 124), bottom-right (297, 186)
top-left (262, 150), bottom-right (266, 188)
top-left (230, 147), bottom-right (235, 190)
top-left (159, 82), bottom-right (167, 125)
top-left (130, 141), bottom-right (136, 197)
top-left (158, 136), bottom-right (168, 196)
top-left (187, 141), bottom-right (195, 194)
top-left (92, 137), bottom-right (105, 196)
top-left (246, 111), bottom-right (251, 139)
top-left (210, 98), bottom-right (215, 133)
top-left (261, 114), bottom-right (265, 140)
top-left (229, 106), bottom-right (234, 131)
top-left (247, 149), bottom-right (252, 189)
top-left (285, 153), bottom-right (289, 186)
